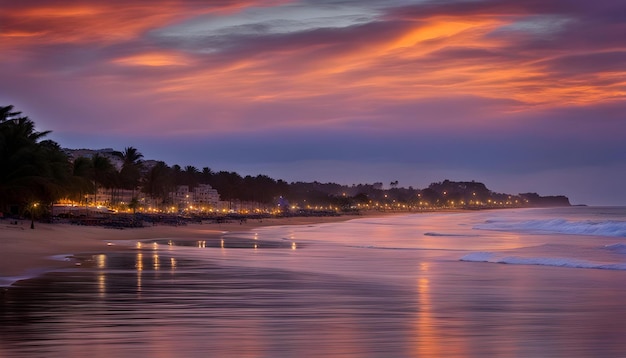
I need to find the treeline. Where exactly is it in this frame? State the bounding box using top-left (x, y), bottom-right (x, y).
top-left (141, 164), bottom-right (289, 207)
top-left (1, 105), bottom-right (70, 217)
top-left (0, 105), bottom-right (293, 216)
top-left (0, 104), bottom-right (569, 218)
top-left (287, 180), bottom-right (569, 209)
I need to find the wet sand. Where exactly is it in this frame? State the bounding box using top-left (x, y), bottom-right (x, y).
top-left (3, 207), bottom-right (626, 357)
top-left (0, 213), bottom-right (383, 282)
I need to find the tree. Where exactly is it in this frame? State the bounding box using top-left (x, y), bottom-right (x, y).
top-left (171, 164), bottom-right (183, 186)
top-left (69, 156), bottom-right (94, 204)
top-left (128, 197), bottom-right (140, 214)
top-left (183, 165), bottom-right (200, 189)
top-left (200, 167), bottom-right (213, 184)
top-left (211, 171), bottom-right (243, 208)
top-left (35, 140), bottom-right (72, 205)
top-left (115, 146), bottom-right (144, 191)
top-left (141, 161), bottom-right (172, 208)
top-left (91, 154), bottom-right (115, 205)
top-left (0, 105), bottom-right (71, 216)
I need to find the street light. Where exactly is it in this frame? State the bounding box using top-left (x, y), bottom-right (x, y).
top-left (30, 202), bottom-right (38, 229)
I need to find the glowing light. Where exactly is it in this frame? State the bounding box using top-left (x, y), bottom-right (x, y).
top-left (153, 254), bottom-right (160, 270)
top-left (136, 252), bottom-right (143, 271)
top-left (96, 254), bottom-right (106, 269)
top-left (98, 274), bottom-right (106, 297)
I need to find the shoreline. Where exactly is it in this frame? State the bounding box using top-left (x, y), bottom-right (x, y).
top-left (0, 211), bottom-right (405, 288)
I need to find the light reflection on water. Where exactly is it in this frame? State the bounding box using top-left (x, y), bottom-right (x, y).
top-left (2, 209), bottom-right (626, 357)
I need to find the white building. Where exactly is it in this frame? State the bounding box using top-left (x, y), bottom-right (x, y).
top-left (172, 184), bottom-right (220, 210)
top-left (174, 185), bottom-right (191, 208)
top-left (92, 188), bottom-right (136, 206)
top-left (193, 184), bottom-right (220, 208)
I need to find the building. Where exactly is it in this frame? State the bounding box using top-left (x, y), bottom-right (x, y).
top-left (193, 184), bottom-right (220, 208)
top-left (172, 184), bottom-right (220, 210)
top-left (173, 185), bottom-right (191, 209)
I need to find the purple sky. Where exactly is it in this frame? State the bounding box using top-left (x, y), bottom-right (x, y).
top-left (2, 0), bottom-right (625, 205)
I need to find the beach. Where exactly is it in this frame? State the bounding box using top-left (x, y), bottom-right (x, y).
top-left (2, 207), bottom-right (626, 357)
top-left (0, 213), bottom-right (369, 284)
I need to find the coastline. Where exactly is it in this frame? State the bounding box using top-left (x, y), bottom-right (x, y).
top-left (0, 212), bottom-right (402, 287)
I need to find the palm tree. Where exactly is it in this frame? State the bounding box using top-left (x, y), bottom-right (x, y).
top-left (69, 156), bottom-right (95, 205)
top-left (0, 106), bottom-right (19, 121)
top-left (201, 167), bottom-right (213, 184)
top-left (141, 161), bottom-right (172, 209)
top-left (115, 146), bottom-right (144, 199)
top-left (183, 165), bottom-right (200, 189)
top-left (91, 154), bottom-right (115, 205)
top-left (35, 139), bottom-right (72, 205)
top-left (212, 171), bottom-right (243, 210)
top-left (0, 105), bottom-right (70, 217)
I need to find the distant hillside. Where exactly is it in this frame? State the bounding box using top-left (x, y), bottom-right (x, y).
top-left (519, 193), bottom-right (571, 207)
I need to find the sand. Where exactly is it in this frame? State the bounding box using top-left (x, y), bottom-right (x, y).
top-left (0, 214), bottom-right (381, 285)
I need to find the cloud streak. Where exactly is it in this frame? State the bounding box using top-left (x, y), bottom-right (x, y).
top-left (1, 0), bottom-right (625, 203)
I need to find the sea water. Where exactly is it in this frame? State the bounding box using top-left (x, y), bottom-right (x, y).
top-left (1, 207), bottom-right (626, 357)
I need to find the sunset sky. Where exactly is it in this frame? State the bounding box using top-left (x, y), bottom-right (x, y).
top-left (1, 0), bottom-right (625, 205)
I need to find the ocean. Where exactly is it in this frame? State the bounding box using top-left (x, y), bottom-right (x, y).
top-left (1, 207), bottom-right (626, 357)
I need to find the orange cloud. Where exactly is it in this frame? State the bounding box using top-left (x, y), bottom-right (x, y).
top-left (0, 1), bottom-right (275, 45)
top-left (2, 0), bottom-right (624, 136)
top-left (389, 17), bottom-right (501, 50)
top-left (113, 53), bottom-right (192, 67)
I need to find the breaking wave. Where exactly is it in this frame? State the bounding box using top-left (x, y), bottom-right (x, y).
top-left (604, 243), bottom-right (626, 254)
top-left (474, 218), bottom-right (626, 237)
top-left (460, 249), bottom-right (626, 271)
top-left (423, 232), bottom-right (478, 237)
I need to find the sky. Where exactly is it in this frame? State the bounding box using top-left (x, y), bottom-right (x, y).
top-left (1, 0), bottom-right (625, 205)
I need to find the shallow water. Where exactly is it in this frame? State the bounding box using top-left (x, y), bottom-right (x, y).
top-left (2, 207), bottom-right (626, 357)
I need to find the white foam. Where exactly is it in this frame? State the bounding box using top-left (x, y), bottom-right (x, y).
top-left (424, 232), bottom-right (477, 237)
top-left (459, 252), bottom-right (496, 262)
top-left (474, 218), bottom-right (626, 237)
top-left (49, 254), bottom-right (73, 262)
top-left (0, 276), bottom-right (28, 288)
top-left (0, 254), bottom-right (84, 287)
top-left (604, 243), bottom-right (626, 254)
top-left (461, 252), bottom-right (626, 271)
top-left (0, 267), bottom-right (59, 288)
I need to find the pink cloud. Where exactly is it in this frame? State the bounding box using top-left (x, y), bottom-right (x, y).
top-left (1, 0), bottom-right (624, 137)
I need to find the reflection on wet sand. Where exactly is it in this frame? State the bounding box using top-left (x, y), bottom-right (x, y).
top-left (136, 252), bottom-right (143, 293)
top-left (2, 209), bottom-right (626, 357)
top-left (413, 261), bottom-right (442, 357)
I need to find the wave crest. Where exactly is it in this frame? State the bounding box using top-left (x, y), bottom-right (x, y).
top-left (460, 251), bottom-right (626, 271)
top-left (474, 218), bottom-right (626, 237)
top-left (604, 243), bottom-right (626, 254)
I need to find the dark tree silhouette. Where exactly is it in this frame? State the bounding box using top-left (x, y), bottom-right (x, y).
top-left (115, 146), bottom-right (144, 191)
top-left (90, 154), bottom-right (115, 205)
top-left (0, 105), bottom-right (70, 217)
top-left (69, 156), bottom-right (94, 205)
top-left (183, 165), bottom-right (200, 189)
top-left (141, 161), bottom-right (173, 208)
